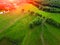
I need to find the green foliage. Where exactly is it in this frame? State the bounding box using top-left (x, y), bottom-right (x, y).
top-left (41, 6), bottom-right (60, 13)
top-left (29, 17), bottom-right (42, 29)
top-left (46, 18), bottom-right (60, 28)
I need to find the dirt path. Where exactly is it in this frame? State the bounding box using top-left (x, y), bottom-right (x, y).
top-left (40, 18), bottom-right (47, 45)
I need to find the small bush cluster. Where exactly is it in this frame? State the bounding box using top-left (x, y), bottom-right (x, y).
top-left (29, 18), bottom-right (42, 29)
top-left (35, 13), bottom-right (42, 17)
top-left (28, 11), bottom-right (35, 16)
top-left (28, 10), bottom-right (43, 17)
top-left (46, 18), bottom-right (60, 28)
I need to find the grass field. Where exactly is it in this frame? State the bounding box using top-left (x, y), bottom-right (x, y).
top-left (0, 4), bottom-right (60, 45)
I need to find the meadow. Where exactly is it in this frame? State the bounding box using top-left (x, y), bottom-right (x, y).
top-left (0, 4), bottom-right (60, 45)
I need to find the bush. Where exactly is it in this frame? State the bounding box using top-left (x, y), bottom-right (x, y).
top-left (29, 17), bottom-right (42, 29)
top-left (29, 23), bottom-right (34, 29)
top-left (46, 18), bottom-right (60, 28)
top-left (35, 13), bottom-right (42, 17)
top-left (33, 19), bottom-right (41, 26)
top-left (30, 11), bottom-right (34, 15)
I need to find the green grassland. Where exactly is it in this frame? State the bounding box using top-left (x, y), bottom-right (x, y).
top-left (0, 4), bottom-right (60, 45)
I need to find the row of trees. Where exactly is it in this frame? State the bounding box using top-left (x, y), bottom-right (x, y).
top-left (46, 18), bottom-right (60, 28)
top-left (30, 0), bottom-right (60, 13)
top-left (29, 11), bottom-right (60, 29)
top-left (29, 17), bottom-right (60, 29)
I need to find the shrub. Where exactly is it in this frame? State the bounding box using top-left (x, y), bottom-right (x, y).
top-left (29, 17), bottom-right (42, 29)
top-left (46, 18), bottom-right (60, 28)
top-left (30, 11), bottom-right (34, 15)
top-left (35, 13), bottom-right (42, 17)
top-left (29, 23), bottom-right (34, 29)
